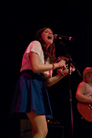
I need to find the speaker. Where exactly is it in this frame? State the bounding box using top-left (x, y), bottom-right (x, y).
top-left (20, 119), bottom-right (32, 138)
top-left (47, 124), bottom-right (64, 138)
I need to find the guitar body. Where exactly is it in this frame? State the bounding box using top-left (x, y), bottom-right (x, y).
top-left (77, 102), bottom-right (92, 122)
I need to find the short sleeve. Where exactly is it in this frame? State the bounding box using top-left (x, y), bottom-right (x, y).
top-left (26, 40), bottom-right (42, 56)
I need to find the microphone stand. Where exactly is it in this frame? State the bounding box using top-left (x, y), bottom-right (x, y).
top-left (59, 41), bottom-right (81, 138)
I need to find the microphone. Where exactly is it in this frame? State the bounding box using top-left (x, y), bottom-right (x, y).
top-left (54, 34), bottom-right (73, 41)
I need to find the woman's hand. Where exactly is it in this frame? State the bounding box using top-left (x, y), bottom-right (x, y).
top-left (57, 64), bottom-right (75, 75)
top-left (58, 59), bottom-right (66, 69)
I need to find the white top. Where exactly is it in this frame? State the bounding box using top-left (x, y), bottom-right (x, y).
top-left (20, 40), bottom-right (52, 78)
top-left (84, 82), bottom-right (92, 98)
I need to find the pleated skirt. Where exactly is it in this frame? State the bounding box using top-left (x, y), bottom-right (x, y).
top-left (10, 70), bottom-right (53, 119)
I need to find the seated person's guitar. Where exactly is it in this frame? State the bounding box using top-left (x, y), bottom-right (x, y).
top-left (77, 102), bottom-right (92, 122)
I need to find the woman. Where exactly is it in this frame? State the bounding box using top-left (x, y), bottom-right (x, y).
top-left (76, 67), bottom-right (92, 138)
top-left (76, 67), bottom-right (92, 103)
top-left (11, 27), bottom-right (72, 138)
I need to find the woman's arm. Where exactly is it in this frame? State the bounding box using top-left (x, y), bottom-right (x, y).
top-left (45, 66), bottom-right (75, 87)
top-left (76, 82), bottom-right (92, 103)
top-left (45, 73), bottom-right (67, 87)
top-left (30, 52), bottom-right (66, 73)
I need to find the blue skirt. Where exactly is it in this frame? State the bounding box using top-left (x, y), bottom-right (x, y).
top-left (10, 70), bottom-right (53, 119)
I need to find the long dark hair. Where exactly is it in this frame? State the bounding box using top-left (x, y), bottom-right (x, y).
top-left (35, 27), bottom-right (56, 63)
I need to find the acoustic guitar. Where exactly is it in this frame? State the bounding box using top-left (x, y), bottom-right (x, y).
top-left (77, 102), bottom-right (92, 122)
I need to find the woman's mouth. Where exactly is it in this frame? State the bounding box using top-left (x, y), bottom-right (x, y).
top-left (47, 36), bottom-right (53, 39)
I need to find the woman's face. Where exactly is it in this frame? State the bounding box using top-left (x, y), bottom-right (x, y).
top-left (41, 28), bottom-right (54, 46)
top-left (85, 69), bottom-right (92, 83)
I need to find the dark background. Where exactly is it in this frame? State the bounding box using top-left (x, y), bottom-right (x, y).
top-left (1, 0), bottom-right (92, 138)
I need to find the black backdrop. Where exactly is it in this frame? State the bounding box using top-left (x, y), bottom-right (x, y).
top-left (1, 1), bottom-right (92, 138)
